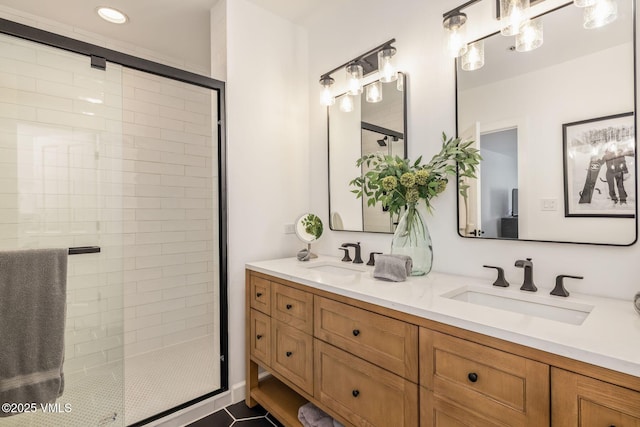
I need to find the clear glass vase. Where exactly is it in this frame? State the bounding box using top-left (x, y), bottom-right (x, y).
top-left (391, 203), bottom-right (433, 276)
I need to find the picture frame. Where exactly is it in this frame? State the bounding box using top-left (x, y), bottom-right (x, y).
top-left (563, 112), bottom-right (636, 218)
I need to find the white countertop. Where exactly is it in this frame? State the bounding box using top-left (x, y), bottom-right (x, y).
top-left (246, 255), bottom-right (640, 378)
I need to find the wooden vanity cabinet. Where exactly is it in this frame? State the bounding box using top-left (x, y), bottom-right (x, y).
top-left (245, 269), bottom-right (640, 427)
top-left (552, 368), bottom-right (640, 426)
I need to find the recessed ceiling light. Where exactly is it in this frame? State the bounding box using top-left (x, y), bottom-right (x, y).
top-left (96, 7), bottom-right (128, 24)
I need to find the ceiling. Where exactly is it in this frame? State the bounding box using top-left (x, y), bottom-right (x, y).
top-left (0, 0), bottom-right (339, 74)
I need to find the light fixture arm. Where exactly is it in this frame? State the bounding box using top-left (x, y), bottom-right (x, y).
top-left (319, 38), bottom-right (396, 81)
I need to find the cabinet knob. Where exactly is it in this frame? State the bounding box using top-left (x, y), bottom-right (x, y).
top-left (352, 329), bottom-right (360, 337)
top-left (256, 292), bottom-right (263, 298)
top-left (286, 351), bottom-right (293, 357)
top-left (286, 304), bottom-right (293, 310)
top-left (256, 334), bottom-right (263, 340)
top-left (352, 390), bottom-right (360, 397)
top-left (468, 372), bottom-right (478, 383)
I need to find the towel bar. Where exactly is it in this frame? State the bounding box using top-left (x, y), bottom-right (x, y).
top-left (68, 246), bottom-right (101, 255)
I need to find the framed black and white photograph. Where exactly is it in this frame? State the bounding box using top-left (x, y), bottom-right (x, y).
top-left (563, 112), bottom-right (636, 218)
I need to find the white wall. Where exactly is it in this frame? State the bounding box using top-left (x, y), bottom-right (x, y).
top-left (305, 0), bottom-right (640, 303)
top-left (223, 0), bottom-right (310, 387)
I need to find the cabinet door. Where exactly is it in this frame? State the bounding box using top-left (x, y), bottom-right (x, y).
top-left (420, 329), bottom-right (549, 427)
top-left (315, 340), bottom-right (418, 427)
top-left (271, 320), bottom-right (314, 395)
top-left (552, 368), bottom-right (640, 427)
top-left (249, 309), bottom-right (270, 366)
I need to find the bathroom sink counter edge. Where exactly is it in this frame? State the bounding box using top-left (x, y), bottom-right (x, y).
top-left (246, 255), bottom-right (640, 378)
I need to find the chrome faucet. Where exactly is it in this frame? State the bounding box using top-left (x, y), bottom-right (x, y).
top-left (514, 258), bottom-right (537, 292)
top-left (341, 242), bottom-right (363, 264)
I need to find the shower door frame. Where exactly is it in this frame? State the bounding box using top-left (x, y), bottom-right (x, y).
top-left (0, 18), bottom-right (229, 427)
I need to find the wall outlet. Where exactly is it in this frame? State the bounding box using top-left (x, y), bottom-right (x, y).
top-left (283, 223), bottom-right (295, 234)
top-left (541, 198), bottom-right (558, 211)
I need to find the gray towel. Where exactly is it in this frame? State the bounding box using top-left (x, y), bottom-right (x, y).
top-left (298, 402), bottom-right (344, 427)
top-left (0, 248), bottom-right (68, 415)
top-left (373, 254), bottom-right (412, 282)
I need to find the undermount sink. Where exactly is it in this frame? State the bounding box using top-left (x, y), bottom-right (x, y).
top-left (442, 287), bottom-right (593, 325)
top-left (304, 262), bottom-right (367, 276)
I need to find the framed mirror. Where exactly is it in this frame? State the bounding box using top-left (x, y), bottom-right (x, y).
top-left (456, 0), bottom-right (637, 245)
top-left (329, 72), bottom-right (407, 233)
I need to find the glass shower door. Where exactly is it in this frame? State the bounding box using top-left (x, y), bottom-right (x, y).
top-left (0, 34), bottom-right (125, 426)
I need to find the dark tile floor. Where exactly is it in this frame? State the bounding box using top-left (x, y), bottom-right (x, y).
top-left (187, 401), bottom-right (284, 427)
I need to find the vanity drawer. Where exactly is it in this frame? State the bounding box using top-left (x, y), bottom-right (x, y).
top-left (271, 320), bottom-right (313, 396)
top-left (420, 329), bottom-right (549, 426)
top-left (420, 388), bottom-right (504, 427)
top-left (552, 368), bottom-right (640, 427)
top-left (314, 296), bottom-right (418, 381)
top-left (250, 275), bottom-right (271, 315)
top-left (272, 282), bottom-right (313, 334)
top-left (249, 309), bottom-right (270, 366)
top-left (315, 340), bottom-right (418, 427)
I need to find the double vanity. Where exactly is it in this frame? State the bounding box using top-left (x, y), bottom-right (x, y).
top-left (245, 256), bottom-right (640, 426)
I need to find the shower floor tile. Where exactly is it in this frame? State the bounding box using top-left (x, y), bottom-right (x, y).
top-left (125, 335), bottom-right (220, 425)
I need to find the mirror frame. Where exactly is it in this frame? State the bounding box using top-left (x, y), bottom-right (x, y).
top-left (455, 1), bottom-right (638, 246)
top-left (328, 72), bottom-right (409, 233)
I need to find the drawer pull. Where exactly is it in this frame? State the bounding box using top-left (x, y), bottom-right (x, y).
top-left (256, 292), bottom-right (263, 297)
top-left (256, 334), bottom-right (263, 340)
top-left (467, 372), bottom-right (478, 383)
top-left (286, 304), bottom-right (293, 310)
top-left (286, 351), bottom-right (293, 357)
top-left (352, 329), bottom-right (360, 336)
top-left (352, 390), bottom-right (360, 398)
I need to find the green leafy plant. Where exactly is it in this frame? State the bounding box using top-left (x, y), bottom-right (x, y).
top-left (349, 133), bottom-right (481, 217)
top-left (301, 213), bottom-right (323, 239)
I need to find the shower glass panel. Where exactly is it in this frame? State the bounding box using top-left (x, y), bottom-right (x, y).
top-left (0, 31), bottom-right (222, 427)
top-left (0, 34), bottom-right (125, 426)
top-left (120, 69), bottom-right (220, 425)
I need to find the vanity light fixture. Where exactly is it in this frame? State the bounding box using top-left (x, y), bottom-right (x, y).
top-left (319, 76), bottom-right (335, 106)
top-left (461, 40), bottom-right (485, 70)
top-left (378, 47), bottom-right (398, 83)
top-left (500, 0), bottom-right (530, 36)
top-left (339, 94), bottom-right (354, 113)
top-left (583, 0), bottom-right (618, 28)
top-left (96, 6), bottom-right (128, 24)
top-left (318, 39), bottom-right (398, 106)
top-left (516, 18), bottom-right (543, 51)
top-left (346, 62), bottom-right (364, 95)
top-left (443, 11), bottom-right (469, 58)
top-left (365, 81), bottom-right (383, 103)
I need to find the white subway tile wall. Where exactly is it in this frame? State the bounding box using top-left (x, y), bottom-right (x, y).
top-left (0, 34), bottom-right (220, 371)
